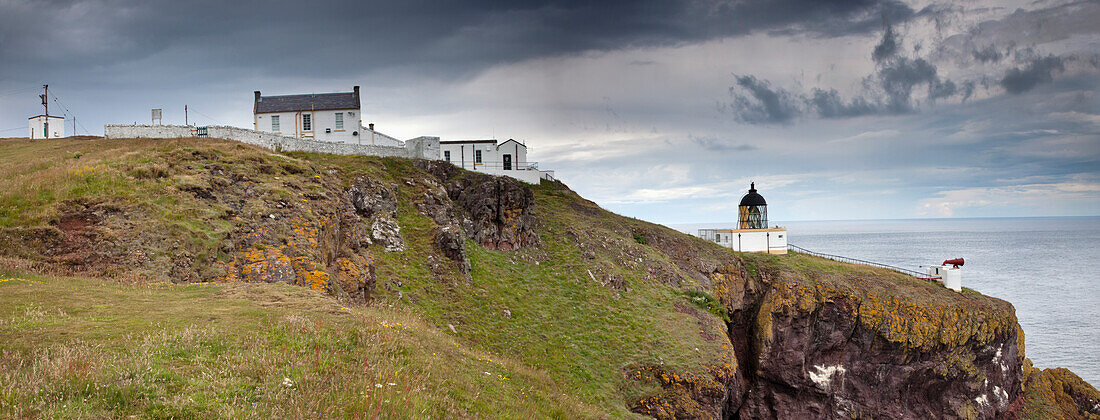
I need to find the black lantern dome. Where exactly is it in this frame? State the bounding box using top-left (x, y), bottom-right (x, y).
top-left (738, 182), bottom-right (768, 229)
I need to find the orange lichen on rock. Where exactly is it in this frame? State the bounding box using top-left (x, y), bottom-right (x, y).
top-left (286, 216), bottom-right (320, 252)
top-left (219, 246), bottom-right (297, 284)
top-left (1020, 365), bottom-right (1100, 419)
top-left (290, 256), bottom-right (329, 291)
top-left (749, 269), bottom-right (1017, 353)
top-left (628, 360), bottom-right (735, 420)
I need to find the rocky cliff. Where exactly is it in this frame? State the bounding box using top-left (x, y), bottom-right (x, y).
top-left (0, 137), bottom-right (1095, 419)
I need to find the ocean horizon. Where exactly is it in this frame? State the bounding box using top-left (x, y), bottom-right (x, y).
top-left (669, 216), bottom-right (1100, 387)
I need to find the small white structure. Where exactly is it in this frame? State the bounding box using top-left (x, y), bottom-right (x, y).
top-left (254, 87), bottom-right (362, 144)
top-left (28, 115), bottom-right (64, 139)
top-left (929, 258), bottom-right (964, 291)
top-left (439, 139), bottom-right (554, 184)
top-left (698, 183), bottom-right (788, 254)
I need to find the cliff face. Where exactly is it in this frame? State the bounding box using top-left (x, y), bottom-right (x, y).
top-left (712, 262), bottom-right (1023, 418)
top-left (0, 137), bottom-right (1094, 418)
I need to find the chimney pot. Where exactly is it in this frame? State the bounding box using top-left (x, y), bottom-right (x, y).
top-left (368, 123), bottom-right (374, 130)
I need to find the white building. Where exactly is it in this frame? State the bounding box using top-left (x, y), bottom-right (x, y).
top-left (253, 87), bottom-right (362, 143)
top-left (439, 139), bottom-right (554, 184)
top-left (698, 183), bottom-right (788, 254)
top-left (28, 115), bottom-right (64, 139)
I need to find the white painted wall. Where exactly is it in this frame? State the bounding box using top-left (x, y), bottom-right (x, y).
top-left (702, 229), bottom-right (788, 254)
top-left (439, 140), bottom-right (541, 184)
top-left (255, 109), bottom-right (361, 144)
top-left (104, 124), bottom-right (439, 160)
top-left (28, 115), bottom-right (64, 139)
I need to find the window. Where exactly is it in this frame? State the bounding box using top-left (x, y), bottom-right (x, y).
top-left (302, 114), bottom-right (312, 131)
top-left (443, 150), bottom-right (451, 162)
top-left (335, 112), bottom-right (344, 130)
top-left (475, 150), bottom-right (482, 164)
top-left (271, 115), bottom-right (280, 132)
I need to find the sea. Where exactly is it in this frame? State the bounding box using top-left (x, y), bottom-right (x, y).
top-left (671, 217), bottom-right (1100, 387)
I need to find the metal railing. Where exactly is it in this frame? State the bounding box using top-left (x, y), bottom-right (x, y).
top-left (452, 161), bottom-right (540, 171)
top-left (787, 244), bottom-right (940, 281)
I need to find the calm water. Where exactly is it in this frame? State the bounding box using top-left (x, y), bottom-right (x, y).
top-left (673, 217), bottom-right (1100, 387)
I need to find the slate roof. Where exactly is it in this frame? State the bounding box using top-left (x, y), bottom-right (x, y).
top-left (439, 139), bottom-right (498, 144)
top-left (254, 88), bottom-right (359, 113)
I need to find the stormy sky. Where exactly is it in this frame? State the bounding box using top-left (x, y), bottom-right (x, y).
top-left (1, 0), bottom-right (1098, 223)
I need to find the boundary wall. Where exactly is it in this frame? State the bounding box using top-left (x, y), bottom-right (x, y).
top-left (104, 124), bottom-right (440, 160)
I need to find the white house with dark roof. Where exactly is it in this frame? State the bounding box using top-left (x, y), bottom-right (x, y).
top-left (253, 87), bottom-right (362, 143)
top-left (439, 138), bottom-right (553, 184)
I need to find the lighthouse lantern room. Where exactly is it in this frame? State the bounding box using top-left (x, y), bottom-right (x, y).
top-left (698, 183), bottom-right (788, 254)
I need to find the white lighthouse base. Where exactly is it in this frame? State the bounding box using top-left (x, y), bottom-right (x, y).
top-left (700, 228), bottom-right (787, 254)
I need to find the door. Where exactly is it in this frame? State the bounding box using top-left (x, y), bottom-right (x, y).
top-left (503, 154), bottom-right (512, 170)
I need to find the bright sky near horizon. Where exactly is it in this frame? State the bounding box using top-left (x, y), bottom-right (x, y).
top-left (1, 0), bottom-right (1097, 223)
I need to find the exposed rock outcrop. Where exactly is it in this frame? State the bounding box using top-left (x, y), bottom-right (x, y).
top-left (348, 177), bottom-right (404, 252)
top-left (415, 160), bottom-right (539, 251)
top-left (634, 260), bottom-right (1027, 419)
top-left (1019, 365), bottom-right (1100, 419)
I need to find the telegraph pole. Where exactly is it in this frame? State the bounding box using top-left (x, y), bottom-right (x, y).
top-left (40, 85), bottom-right (49, 139)
top-left (185, 105), bottom-right (188, 126)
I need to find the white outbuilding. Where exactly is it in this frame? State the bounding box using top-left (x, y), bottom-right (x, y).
top-left (28, 115), bottom-right (65, 139)
top-left (439, 139), bottom-right (554, 184)
top-left (698, 183), bottom-right (788, 254)
top-left (253, 87), bottom-right (362, 144)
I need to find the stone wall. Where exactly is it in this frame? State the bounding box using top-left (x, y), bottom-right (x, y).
top-left (104, 124), bottom-right (440, 160)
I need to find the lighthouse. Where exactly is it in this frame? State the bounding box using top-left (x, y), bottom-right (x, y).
top-left (698, 183), bottom-right (788, 254)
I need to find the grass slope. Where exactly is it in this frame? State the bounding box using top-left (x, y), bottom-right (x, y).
top-left (0, 267), bottom-right (595, 418)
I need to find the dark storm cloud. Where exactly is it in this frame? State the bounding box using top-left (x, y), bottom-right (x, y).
top-left (1000, 55), bottom-right (1067, 94)
top-left (730, 23), bottom-right (963, 122)
top-left (0, 0), bottom-right (916, 82)
top-left (725, 75), bottom-right (802, 124)
top-left (807, 89), bottom-right (878, 118)
top-left (972, 45), bottom-right (1005, 63)
top-left (872, 24), bottom-right (900, 62)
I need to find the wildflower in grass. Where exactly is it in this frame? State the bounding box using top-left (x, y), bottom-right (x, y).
top-left (282, 377), bottom-right (295, 388)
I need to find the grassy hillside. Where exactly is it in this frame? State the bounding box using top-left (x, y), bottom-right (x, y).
top-left (0, 267), bottom-right (595, 418)
top-left (0, 137), bottom-right (1095, 418)
top-left (0, 137), bottom-right (735, 416)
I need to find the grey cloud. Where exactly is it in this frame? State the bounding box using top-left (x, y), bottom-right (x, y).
top-left (726, 75), bottom-right (802, 125)
top-left (872, 24), bottom-right (900, 62)
top-left (689, 135), bottom-right (758, 152)
top-left (960, 81), bottom-right (976, 102)
top-left (972, 45), bottom-right (1004, 63)
top-left (808, 89), bottom-right (879, 118)
top-left (735, 23), bottom-right (969, 122)
top-left (878, 57), bottom-right (940, 112)
top-left (928, 79), bottom-right (957, 100)
top-left (1001, 56), bottom-right (1066, 94)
